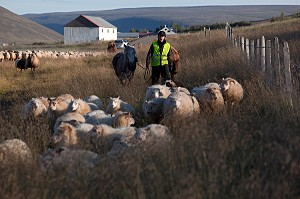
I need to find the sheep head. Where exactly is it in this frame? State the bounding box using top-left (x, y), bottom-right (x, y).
top-left (48, 98), bottom-right (60, 111)
top-left (108, 97), bottom-right (121, 109)
top-left (49, 123), bottom-right (77, 148)
top-left (169, 97), bottom-right (181, 109)
top-left (220, 77), bottom-right (236, 91)
top-left (113, 112), bottom-right (135, 128)
top-left (71, 99), bottom-right (80, 111)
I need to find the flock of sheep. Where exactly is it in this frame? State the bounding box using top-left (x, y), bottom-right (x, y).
top-left (0, 76), bottom-right (244, 173)
top-left (0, 49), bottom-right (108, 72)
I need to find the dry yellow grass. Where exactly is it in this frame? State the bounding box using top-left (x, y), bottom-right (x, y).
top-left (0, 19), bottom-right (299, 198)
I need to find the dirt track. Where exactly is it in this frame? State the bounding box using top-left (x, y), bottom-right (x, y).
top-left (129, 35), bottom-right (156, 46)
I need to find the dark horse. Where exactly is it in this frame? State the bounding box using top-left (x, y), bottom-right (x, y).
top-left (112, 45), bottom-right (137, 85)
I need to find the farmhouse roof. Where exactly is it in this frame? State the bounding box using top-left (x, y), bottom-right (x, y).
top-left (64, 15), bottom-right (116, 28)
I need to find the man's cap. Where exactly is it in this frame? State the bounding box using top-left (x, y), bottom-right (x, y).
top-left (158, 31), bottom-right (166, 37)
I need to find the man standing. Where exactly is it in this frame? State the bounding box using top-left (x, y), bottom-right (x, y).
top-left (146, 30), bottom-right (172, 85)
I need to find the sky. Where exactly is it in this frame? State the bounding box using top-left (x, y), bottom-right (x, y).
top-left (1, 0), bottom-right (300, 15)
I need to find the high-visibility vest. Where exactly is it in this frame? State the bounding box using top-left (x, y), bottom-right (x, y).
top-left (151, 41), bottom-right (170, 66)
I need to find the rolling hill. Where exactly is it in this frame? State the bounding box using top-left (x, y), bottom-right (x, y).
top-left (0, 7), bottom-right (63, 45)
top-left (23, 5), bottom-right (300, 34)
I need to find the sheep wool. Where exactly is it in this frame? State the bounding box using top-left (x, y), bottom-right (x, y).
top-left (106, 97), bottom-right (136, 116)
top-left (220, 77), bottom-right (244, 106)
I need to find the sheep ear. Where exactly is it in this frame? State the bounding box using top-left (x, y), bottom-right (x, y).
top-left (117, 96), bottom-right (120, 100)
top-left (230, 80), bottom-right (235, 85)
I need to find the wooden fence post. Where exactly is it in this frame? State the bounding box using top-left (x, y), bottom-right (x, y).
top-left (250, 40), bottom-right (255, 65)
top-left (261, 36), bottom-right (266, 72)
top-left (274, 37), bottom-right (281, 87)
top-left (266, 40), bottom-right (272, 86)
top-left (234, 38), bottom-right (238, 47)
top-left (245, 38), bottom-right (250, 63)
top-left (256, 39), bottom-right (260, 68)
top-left (283, 41), bottom-right (293, 107)
top-left (241, 37), bottom-right (245, 52)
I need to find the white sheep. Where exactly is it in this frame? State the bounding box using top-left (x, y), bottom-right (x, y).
top-left (86, 111), bottom-right (135, 128)
top-left (84, 110), bottom-right (108, 120)
top-left (73, 123), bottom-right (95, 134)
top-left (0, 51), bottom-right (4, 62)
top-left (65, 98), bottom-right (92, 115)
top-left (57, 93), bottom-right (75, 103)
top-left (49, 122), bottom-right (90, 149)
top-left (22, 97), bottom-right (48, 119)
top-left (220, 77), bottom-right (244, 106)
top-left (135, 124), bottom-right (171, 142)
top-left (39, 147), bottom-right (100, 175)
top-left (113, 112), bottom-right (135, 128)
top-left (170, 86), bottom-right (191, 95)
top-left (106, 97), bottom-right (136, 116)
top-left (0, 139), bottom-right (33, 165)
top-left (144, 84), bottom-right (171, 101)
top-left (88, 124), bottom-right (137, 154)
top-left (47, 96), bottom-right (72, 132)
top-left (191, 82), bottom-right (225, 113)
top-left (53, 112), bottom-right (86, 133)
top-left (87, 102), bottom-right (100, 111)
top-left (142, 97), bottom-right (166, 123)
top-left (84, 95), bottom-right (104, 110)
top-left (162, 90), bottom-right (200, 121)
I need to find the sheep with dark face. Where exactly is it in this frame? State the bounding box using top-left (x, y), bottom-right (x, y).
top-left (15, 59), bottom-right (27, 72)
top-left (25, 53), bottom-right (40, 71)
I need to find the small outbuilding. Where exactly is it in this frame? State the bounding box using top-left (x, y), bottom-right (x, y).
top-left (64, 15), bottom-right (117, 44)
top-left (159, 25), bottom-right (177, 35)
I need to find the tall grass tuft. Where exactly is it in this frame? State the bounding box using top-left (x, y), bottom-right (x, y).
top-left (0, 19), bottom-right (300, 198)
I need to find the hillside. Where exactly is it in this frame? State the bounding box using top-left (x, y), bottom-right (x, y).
top-left (0, 7), bottom-right (63, 45)
top-left (23, 5), bottom-right (300, 34)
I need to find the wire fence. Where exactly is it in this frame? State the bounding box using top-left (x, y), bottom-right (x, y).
top-left (226, 24), bottom-right (300, 107)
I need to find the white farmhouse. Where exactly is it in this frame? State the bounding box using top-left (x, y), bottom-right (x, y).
top-left (159, 25), bottom-right (176, 35)
top-left (64, 15), bottom-right (117, 44)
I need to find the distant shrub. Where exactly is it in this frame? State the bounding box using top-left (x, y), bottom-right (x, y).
top-left (32, 41), bottom-right (48, 45)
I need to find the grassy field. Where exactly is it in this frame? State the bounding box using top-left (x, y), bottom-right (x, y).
top-left (0, 19), bottom-right (300, 198)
